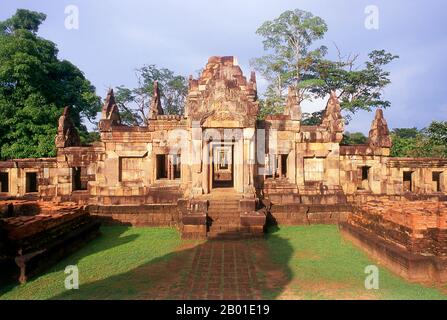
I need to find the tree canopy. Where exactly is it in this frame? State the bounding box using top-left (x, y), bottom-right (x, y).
top-left (341, 132), bottom-right (368, 145)
top-left (115, 65), bottom-right (188, 126)
top-left (251, 9), bottom-right (398, 122)
top-left (0, 9), bottom-right (101, 159)
top-left (390, 122), bottom-right (447, 158)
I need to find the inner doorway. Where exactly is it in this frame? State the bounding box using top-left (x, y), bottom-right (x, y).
top-left (212, 145), bottom-right (234, 189)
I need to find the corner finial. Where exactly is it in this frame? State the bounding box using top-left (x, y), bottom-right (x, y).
top-left (369, 108), bottom-right (392, 148)
top-left (148, 81), bottom-right (164, 119)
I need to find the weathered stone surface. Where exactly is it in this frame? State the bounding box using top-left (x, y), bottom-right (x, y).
top-left (185, 56), bottom-right (259, 128)
top-left (0, 202), bottom-right (100, 284)
top-left (283, 86), bottom-right (302, 121)
top-left (55, 106), bottom-right (80, 148)
top-left (0, 55), bottom-right (445, 249)
top-left (148, 81), bottom-right (164, 119)
top-left (368, 109), bottom-right (392, 148)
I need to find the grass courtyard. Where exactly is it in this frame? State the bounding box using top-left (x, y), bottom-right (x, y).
top-left (1, 225), bottom-right (446, 300)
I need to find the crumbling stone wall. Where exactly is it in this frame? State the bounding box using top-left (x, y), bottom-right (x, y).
top-left (0, 201), bottom-right (100, 284)
top-left (347, 199), bottom-right (447, 256)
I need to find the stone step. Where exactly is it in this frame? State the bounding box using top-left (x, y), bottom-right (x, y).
top-left (210, 222), bottom-right (240, 227)
top-left (208, 205), bottom-right (240, 210)
top-left (208, 201), bottom-right (240, 205)
top-left (208, 212), bottom-right (240, 216)
top-left (207, 212), bottom-right (240, 215)
top-left (209, 218), bottom-right (240, 222)
top-left (207, 232), bottom-right (242, 240)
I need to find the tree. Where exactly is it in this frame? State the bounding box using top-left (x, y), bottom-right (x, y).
top-left (115, 65), bottom-right (188, 125)
top-left (390, 128), bottom-right (422, 157)
top-left (251, 9), bottom-right (328, 116)
top-left (426, 121), bottom-right (447, 147)
top-left (390, 125), bottom-right (447, 158)
top-left (252, 9), bottom-right (398, 121)
top-left (0, 9), bottom-right (46, 34)
top-left (301, 110), bottom-right (324, 125)
top-left (341, 132), bottom-right (368, 145)
top-left (312, 50), bottom-right (399, 121)
top-left (0, 9), bottom-right (101, 159)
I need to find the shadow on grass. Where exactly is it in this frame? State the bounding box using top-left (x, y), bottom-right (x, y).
top-left (48, 227), bottom-right (293, 300)
top-left (0, 226), bottom-right (139, 296)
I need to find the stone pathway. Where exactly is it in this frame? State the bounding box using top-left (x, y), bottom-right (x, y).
top-left (141, 240), bottom-right (264, 300)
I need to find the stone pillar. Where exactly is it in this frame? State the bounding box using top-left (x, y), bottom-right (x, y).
top-left (234, 138), bottom-right (244, 193)
top-left (295, 138), bottom-right (305, 186)
top-left (191, 124), bottom-right (203, 195)
top-left (10, 167), bottom-right (19, 197)
top-left (278, 154), bottom-right (282, 178)
top-left (243, 128), bottom-right (255, 191)
top-left (202, 141), bottom-right (210, 194)
top-left (288, 148), bottom-right (296, 184)
top-left (272, 154), bottom-right (277, 179)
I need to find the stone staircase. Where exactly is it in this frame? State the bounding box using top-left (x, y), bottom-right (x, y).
top-left (207, 199), bottom-right (241, 240)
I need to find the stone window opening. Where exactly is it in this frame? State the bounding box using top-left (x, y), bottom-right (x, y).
top-left (72, 167), bottom-right (88, 191)
top-left (156, 154), bottom-right (181, 180)
top-left (357, 166), bottom-right (371, 191)
top-left (25, 172), bottom-right (38, 193)
top-left (403, 171), bottom-right (414, 192)
top-left (432, 171), bottom-right (443, 192)
top-left (264, 154), bottom-right (288, 179)
top-left (0, 172), bottom-right (9, 193)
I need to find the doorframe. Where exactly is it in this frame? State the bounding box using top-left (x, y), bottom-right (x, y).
top-left (208, 141), bottom-right (236, 192)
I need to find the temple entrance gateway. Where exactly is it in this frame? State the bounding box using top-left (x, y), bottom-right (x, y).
top-left (212, 145), bottom-right (233, 188)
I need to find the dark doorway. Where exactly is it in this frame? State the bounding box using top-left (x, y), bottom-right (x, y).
top-left (26, 172), bottom-right (38, 193)
top-left (280, 154), bottom-right (288, 178)
top-left (0, 172), bottom-right (9, 193)
top-left (432, 172), bottom-right (442, 192)
top-left (72, 167), bottom-right (88, 191)
top-left (403, 171), bottom-right (413, 192)
top-left (357, 166), bottom-right (371, 190)
top-left (156, 155), bottom-right (168, 180)
top-left (212, 145), bottom-right (234, 188)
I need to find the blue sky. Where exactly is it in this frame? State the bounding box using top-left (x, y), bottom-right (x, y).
top-left (1, 0), bottom-right (446, 133)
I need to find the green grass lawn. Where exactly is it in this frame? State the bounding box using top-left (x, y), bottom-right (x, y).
top-left (264, 225), bottom-right (447, 300)
top-left (1, 225), bottom-right (446, 300)
top-left (0, 226), bottom-right (182, 300)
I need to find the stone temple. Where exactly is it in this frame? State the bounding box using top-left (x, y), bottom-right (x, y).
top-left (1, 56), bottom-right (447, 283)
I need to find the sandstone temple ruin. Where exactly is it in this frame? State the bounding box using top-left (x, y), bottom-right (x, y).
top-left (1, 56), bottom-right (447, 284)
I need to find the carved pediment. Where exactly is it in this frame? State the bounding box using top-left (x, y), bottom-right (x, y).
top-left (185, 56), bottom-right (258, 128)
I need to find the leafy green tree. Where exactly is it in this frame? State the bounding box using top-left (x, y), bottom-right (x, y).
top-left (426, 121), bottom-right (447, 147)
top-left (251, 9), bottom-right (328, 116)
top-left (301, 110), bottom-right (324, 125)
top-left (390, 125), bottom-right (447, 158)
top-left (390, 128), bottom-right (419, 157)
top-left (312, 50), bottom-right (398, 121)
top-left (252, 9), bottom-right (398, 121)
top-left (115, 65), bottom-right (188, 125)
top-left (341, 132), bottom-right (368, 145)
top-left (0, 9), bottom-right (100, 159)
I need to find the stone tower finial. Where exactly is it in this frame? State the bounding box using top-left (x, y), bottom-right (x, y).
top-left (284, 86), bottom-right (302, 121)
top-left (148, 81), bottom-right (164, 119)
top-left (99, 88), bottom-right (121, 131)
top-left (369, 109), bottom-right (392, 148)
top-left (321, 90), bottom-right (344, 133)
top-left (55, 106), bottom-right (80, 148)
top-left (101, 88), bottom-right (116, 119)
top-left (101, 88), bottom-right (121, 123)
